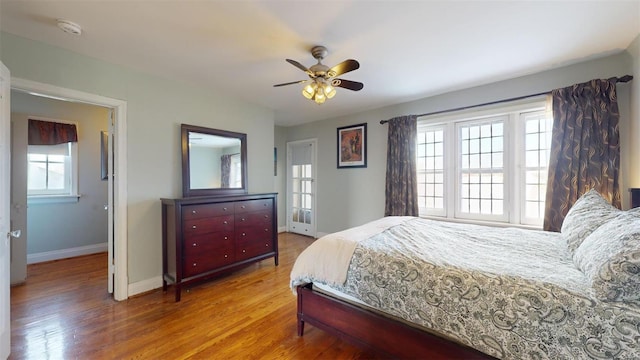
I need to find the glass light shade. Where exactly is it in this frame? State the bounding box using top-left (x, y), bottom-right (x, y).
top-left (314, 94), bottom-right (326, 104)
top-left (324, 84), bottom-right (336, 99)
top-left (302, 83), bottom-right (315, 99)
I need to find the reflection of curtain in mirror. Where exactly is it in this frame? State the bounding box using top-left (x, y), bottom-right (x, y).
top-left (220, 154), bottom-right (232, 188)
top-left (230, 153), bottom-right (241, 187)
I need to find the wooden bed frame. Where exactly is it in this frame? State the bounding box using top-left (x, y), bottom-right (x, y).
top-left (297, 284), bottom-right (494, 359)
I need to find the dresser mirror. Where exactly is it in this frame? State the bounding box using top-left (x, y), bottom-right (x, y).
top-left (181, 124), bottom-right (248, 197)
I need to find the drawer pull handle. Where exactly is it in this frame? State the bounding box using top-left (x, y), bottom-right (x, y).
top-left (264, 215), bottom-right (268, 218)
top-left (224, 254), bottom-right (228, 258)
top-left (192, 243), bottom-right (197, 247)
top-left (265, 244), bottom-right (269, 247)
top-left (242, 232), bottom-right (246, 236)
top-left (192, 210), bottom-right (197, 214)
top-left (264, 228), bottom-right (268, 232)
top-left (241, 218), bottom-right (245, 222)
top-left (242, 249), bottom-right (246, 253)
top-left (223, 221), bottom-right (228, 225)
top-left (192, 263), bottom-right (197, 267)
top-left (224, 236), bottom-right (228, 240)
top-left (192, 225), bottom-right (197, 229)
top-left (263, 203), bottom-right (267, 206)
top-left (223, 207), bottom-right (228, 211)
top-left (241, 205), bottom-right (246, 209)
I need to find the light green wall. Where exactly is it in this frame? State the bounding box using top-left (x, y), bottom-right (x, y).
top-left (285, 51), bottom-right (634, 235)
top-left (1, 32), bottom-right (276, 284)
top-left (274, 126), bottom-right (287, 229)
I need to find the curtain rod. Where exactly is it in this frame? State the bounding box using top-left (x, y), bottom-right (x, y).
top-left (379, 75), bottom-right (633, 124)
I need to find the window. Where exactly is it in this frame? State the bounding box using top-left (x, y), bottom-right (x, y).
top-left (417, 99), bottom-right (552, 227)
top-left (27, 142), bottom-right (79, 202)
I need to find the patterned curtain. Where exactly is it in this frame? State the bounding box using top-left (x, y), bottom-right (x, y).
top-left (220, 154), bottom-right (232, 188)
top-left (28, 119), bottom-right (78, 145)
top-left (384, 115), bottom-right (419, 216)
top-left (543, 78), bottom-right (621, 232)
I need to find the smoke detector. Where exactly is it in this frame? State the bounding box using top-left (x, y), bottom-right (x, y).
top-left (57, 19), bottom-right (82, 35)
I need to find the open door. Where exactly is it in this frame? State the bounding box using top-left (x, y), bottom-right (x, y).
top-left (1, 61), bottom-right (12, 359)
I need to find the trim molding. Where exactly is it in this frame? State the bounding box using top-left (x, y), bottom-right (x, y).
top-left (278, 226), bottom-right (287, 233)
top-left (128, 276), bottom-right (163, 297)
top-left (27, 243), bottom-right (107, 264)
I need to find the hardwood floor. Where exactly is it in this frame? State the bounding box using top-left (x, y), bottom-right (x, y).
top-left (9, 233), bottom-right (378, 359)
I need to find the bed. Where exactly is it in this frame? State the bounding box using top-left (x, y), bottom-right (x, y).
top-left (290, 190), bottom-right (640, 359)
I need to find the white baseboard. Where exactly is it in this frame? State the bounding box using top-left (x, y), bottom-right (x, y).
top-left (278, 226), bottom-right (287, 233)
top-left (128, 276), bottom-right (163, 297)
top-left (27, 243), bottom-right (108, 264)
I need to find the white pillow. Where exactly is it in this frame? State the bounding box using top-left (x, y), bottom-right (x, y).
top-left (574, 211), bottom-right (640, 305)
top-left (561, 189), bottom-right (620, 254)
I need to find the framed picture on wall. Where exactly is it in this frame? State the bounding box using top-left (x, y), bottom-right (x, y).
top-left (100, 131), bottom-right (108, 180)
top-left (337, 123), bottom-right (367, 168)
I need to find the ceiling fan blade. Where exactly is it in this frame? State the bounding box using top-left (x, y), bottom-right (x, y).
top-left (328, 59), bottom-right (360, 77)
top-left (331, 79), bottom-right (364, 91)
top-left (286, 59), bottom-right (314, 76)
top-left (273, 80), bottom-right (307, 87)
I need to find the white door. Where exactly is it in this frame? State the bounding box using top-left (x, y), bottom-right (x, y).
top-left (1, 61), bottom-right (12, 359)
top-left (287, 139), bottom-right (316, 237)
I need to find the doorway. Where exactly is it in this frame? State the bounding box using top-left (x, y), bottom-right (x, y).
top-left (10, 78), bottom-right (128, 300)
top-left (286, 139), bottom-right (317, 237)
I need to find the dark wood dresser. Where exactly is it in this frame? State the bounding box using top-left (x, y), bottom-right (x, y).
top-left (161, 193), bottom-right (278, 301)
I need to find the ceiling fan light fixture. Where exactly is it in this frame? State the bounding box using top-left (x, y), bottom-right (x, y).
top-left (302, 83), bottom-right (316, 99)
top-left (325, 84), bottom-right (336, 99)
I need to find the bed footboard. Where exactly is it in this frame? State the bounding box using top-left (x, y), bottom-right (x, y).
top-left (296, 284), bottom-right (493, 359)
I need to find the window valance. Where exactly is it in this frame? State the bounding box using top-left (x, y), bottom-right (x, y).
top-left (28, 119), bottom-right (78, 145)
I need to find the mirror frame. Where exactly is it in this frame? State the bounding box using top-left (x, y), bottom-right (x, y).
top-left (181, 123), bottom-right (248, 197)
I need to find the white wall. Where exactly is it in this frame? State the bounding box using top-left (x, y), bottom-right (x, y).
top-left (284, 51), bottom-right (634, 235)
top-left (11, 92), bottom-right (109, 255)
top-left (1, 32), bottom-right (276, 285)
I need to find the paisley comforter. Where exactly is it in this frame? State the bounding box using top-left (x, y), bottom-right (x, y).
top-left (290, 217), bottom-right (640, 359)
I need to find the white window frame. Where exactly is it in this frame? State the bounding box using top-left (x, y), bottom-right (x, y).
top-left (27, 118), bottom-right (79, 204)
top-left (417, 96), bottom-right (550, 228)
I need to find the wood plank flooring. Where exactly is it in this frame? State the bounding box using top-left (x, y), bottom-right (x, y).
top-left (9, 233), bottom-right (379, 359)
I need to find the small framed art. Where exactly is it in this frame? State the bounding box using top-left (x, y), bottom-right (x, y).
top-left (337, 123), bottom-right (367, 168)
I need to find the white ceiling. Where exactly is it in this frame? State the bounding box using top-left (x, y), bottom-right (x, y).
top-left (1, 1), bottom-right (639, 126)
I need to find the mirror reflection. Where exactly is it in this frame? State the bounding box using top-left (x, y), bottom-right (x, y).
top-left (188, 132), bottom-right (242, 189)
top-left (181, 124), bottom-right (247, 197)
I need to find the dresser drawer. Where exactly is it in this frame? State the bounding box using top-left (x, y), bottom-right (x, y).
top-left (184, 215), bottom-right (234, 235)
top-left (235, 225), bottom-right (273, 242)
top-left (236, 240), bottom-right (273, 261)
top-left (183, 235), bottom-right (235, 277)
top-left (183, 202), bottom-right (234, 220)
top-left (235, 198), bottom-right (273, 214)
top-left (183, 231), bottom-right (234, 251)
top-left (235, 210), bottom-right (272, 227)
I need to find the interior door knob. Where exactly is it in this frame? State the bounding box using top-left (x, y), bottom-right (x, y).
top-left (7, 229), bottom-right (21, 238)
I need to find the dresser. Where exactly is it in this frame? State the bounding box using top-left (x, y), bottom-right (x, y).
top-left (161, 193), bottom-right (278, 301)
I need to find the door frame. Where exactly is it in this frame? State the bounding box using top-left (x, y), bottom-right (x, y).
top-left (286, 138), bottom-right (317, 238)
top-left (1, 60), bottom-right (12, 360)
top-left (11, 78), bottom-right (129, 301)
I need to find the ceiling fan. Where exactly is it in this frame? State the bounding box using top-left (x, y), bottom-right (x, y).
top-left (274, 46), bottom-right (363, 104)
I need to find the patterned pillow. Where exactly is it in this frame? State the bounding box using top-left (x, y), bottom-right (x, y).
top-left (574, 211), bottom-right (640, 304)
top-left (561, 189), bottom-right (620, 254)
